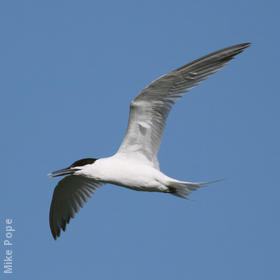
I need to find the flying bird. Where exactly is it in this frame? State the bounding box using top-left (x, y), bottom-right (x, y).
top-left (49, 43), bottom-right (250, 239)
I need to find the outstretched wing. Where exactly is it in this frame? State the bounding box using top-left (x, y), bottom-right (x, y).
top-left (49, 175), bottom-right (103, 239)
top-left (117, 43), bottom-right (250, 168)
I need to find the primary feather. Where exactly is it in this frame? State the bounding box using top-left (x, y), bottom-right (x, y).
top-left (117, 43), bottom-right (250, 168)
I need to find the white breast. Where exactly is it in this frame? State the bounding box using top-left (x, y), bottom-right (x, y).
top-left (81, 155), bottom-right (169, 191)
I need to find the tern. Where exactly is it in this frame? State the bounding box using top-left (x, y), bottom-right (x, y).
top-left (49, 43), bottom-right (250, 239)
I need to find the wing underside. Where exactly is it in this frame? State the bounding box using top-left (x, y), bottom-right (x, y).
top-left (49, 175), bottom-right (103, 239)
top-left (117, 43), bottom-right (250, 168)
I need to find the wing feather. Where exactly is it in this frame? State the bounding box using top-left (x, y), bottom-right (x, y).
top-left (49, 175), bottom-right (103, 239)
top-left (117, 43), bottom-right (250, 168)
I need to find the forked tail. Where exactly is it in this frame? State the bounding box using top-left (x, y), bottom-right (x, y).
top-left (168, 179), bottom-right (221, 199)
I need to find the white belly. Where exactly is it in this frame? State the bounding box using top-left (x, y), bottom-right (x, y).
top-left (81, 156), bottom-right (170, 192)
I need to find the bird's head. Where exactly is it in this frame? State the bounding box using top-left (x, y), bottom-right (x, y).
top-left (48, 158), bottom-right (97, 177)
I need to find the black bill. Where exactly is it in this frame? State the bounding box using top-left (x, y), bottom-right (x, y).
top-left (48, 167), bottom-right (79, 177)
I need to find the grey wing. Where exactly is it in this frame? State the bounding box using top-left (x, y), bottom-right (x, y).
top-left (49, 175), bottom-right (103, 240)
top-left (117, 43), bottom-right (250, 168)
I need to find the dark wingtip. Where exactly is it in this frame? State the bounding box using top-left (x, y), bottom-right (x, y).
top-left (50, 224), bottom-right (59, 240)
top-left (227, 42), bottom-right (251, 54)
top-left (231, 42), bottom-right (252, 54)
top-left (217, 42), bottom-right (251, 64)
top-left (236, 42), bottom-right (251, 52)
top-left (239, 42), bottom-right (251, 48)
top-left (51, 229), bottom-right (58, 240)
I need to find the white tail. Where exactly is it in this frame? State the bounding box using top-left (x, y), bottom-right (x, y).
top-left (168, 179), bottom-right (221, 199)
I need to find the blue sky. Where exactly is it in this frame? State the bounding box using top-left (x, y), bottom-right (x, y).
top-left (0, 1), bottom-right (279, 279)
